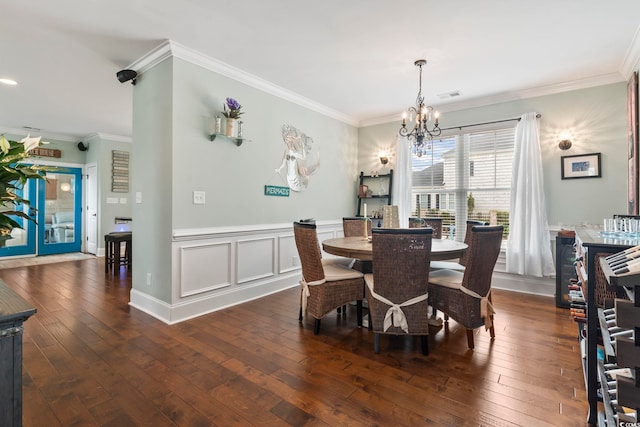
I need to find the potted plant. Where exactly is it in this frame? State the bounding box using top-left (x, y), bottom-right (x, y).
top-left (222, 97), bottom-right (244, 137)
top-left (0, 134), bottom-right (48, 246)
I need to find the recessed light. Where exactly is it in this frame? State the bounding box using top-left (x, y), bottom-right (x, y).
top-left (0, 78), bottom-right (17, 86)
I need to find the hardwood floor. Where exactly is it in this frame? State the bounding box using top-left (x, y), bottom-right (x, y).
top-left (2, 258), bottom-right (587, 426)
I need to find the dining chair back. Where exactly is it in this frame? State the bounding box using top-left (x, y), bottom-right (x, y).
top-left (343, 217), bottom-right (372, 237)
top-left (364, 227), bottom-right (433, 354)
top-left (428, 225), bottom-right (503, 349)
top-left (422, 217), bottom-right (443, 239)
top-left (293, 221), bottom-right (365, 334)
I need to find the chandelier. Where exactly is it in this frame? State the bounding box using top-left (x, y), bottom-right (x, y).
top-left (399, 59), bottom-right (441, 156)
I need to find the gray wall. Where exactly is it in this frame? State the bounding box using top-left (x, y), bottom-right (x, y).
top-left (358, 83), bottom-right (628, 227)
top-left (132, 56), bottom-right (360, 304)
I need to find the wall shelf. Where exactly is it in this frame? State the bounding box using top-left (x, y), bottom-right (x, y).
top-left (209, 133), bottom-right (248, 146)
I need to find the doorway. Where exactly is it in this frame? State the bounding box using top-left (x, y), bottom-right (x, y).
top-left (0, 166), bottom-right (83, 257)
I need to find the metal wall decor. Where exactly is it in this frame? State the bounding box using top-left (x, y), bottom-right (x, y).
top-left (111, 150), bottom-right (130, 192)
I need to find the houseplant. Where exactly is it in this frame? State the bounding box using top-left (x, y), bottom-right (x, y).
top-left (0, 134), bottom-right (48, 245)
top-left (222, 97), bottom-right (243, 137)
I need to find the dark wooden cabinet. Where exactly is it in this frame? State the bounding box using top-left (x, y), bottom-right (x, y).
top-left (0, 280), bottom-right (36, 427)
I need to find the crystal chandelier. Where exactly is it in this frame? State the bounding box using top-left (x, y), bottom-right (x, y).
top-left (399, 59), bottom-right (441, 156)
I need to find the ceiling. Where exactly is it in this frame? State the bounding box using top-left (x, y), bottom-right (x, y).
top-left (1, 0), bottom-right (640, 141)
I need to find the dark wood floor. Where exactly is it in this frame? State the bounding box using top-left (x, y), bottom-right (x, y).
top-left (2, 258), bottom-right (587, 426)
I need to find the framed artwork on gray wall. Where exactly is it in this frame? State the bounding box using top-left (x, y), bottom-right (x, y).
top-left (112, 150), bottom-right (129, 193)
top-left (561, 153), bottom-right (601, 180)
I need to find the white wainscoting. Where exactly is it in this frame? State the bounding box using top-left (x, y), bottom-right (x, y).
top-left (132, 220), bottom-right (555, 324)
top-left (133, 220), bottom-right (345, 324)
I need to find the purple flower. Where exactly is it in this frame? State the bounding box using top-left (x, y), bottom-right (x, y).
top-left (223, 97), bottom-right (243, 118)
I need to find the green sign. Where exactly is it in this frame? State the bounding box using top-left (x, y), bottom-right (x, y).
top-left (264, 185), bottom-right (290, 197)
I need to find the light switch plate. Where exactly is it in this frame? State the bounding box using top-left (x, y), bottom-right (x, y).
top-left (193, 191), bottom-right (205, 205)
top-left (136, 192), bottom-right (142, 203)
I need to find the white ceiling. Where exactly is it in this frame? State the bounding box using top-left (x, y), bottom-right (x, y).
top-left (1, 0), bottom-right (640, 141)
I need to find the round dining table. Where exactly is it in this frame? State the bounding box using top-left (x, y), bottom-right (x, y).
top-left (322, 236), bottom-right (467, 261)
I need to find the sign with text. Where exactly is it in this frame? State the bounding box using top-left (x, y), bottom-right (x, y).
top-left (264, 185), bottom-right (290, 197)
top-left (31, 147), bottom-right (61, 158)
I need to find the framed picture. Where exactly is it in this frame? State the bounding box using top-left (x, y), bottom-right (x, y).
top-left (628, 71), bottom-right (639, 214)
top-left (561, 153), bottom-right (602, 179)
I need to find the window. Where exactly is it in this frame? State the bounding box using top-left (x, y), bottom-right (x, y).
top-left (411, 126), bottom-right (515, 240)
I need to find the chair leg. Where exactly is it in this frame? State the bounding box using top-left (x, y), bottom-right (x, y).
top-left (314, 319), bottom-right (321, 335)
top-left (488, 292), bottom-right (495, 339)
top-left (374, 333), bottom-right (380, 354)
top-left (420, 335), bottom-right (429, 355)
top-left (337, 306), bottom-right (342, 314)
top-left (466, 329), bottom-right (475, 349)
top-left (356, 300), bottom-right (363, 327)
top-left (298, 306), bottom-right (303, 321)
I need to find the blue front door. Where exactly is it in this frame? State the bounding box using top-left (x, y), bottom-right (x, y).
top-left (38, 167), bottom-right (82, 255)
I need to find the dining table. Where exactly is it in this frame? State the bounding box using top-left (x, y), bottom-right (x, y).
top-left (322, 236), bottom-right (467, 262)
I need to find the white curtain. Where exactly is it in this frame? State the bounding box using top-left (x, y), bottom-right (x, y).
top-left (393, 135), bottom-right (411, 228)
top-left (506, 112), bottom-right (555, 277)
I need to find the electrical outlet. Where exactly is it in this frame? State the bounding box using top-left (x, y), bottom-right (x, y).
top-left (292, 255), bottom-right (299, 266)
top-left (146, 273), bottom-right (152, 288)
top-left (193, 191), bottom-right (205, 205)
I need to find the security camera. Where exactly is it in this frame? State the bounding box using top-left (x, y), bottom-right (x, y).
top-left (77, 141), bottom-right (89, 151)
top-left (116, 69), bottom-right (137, 85)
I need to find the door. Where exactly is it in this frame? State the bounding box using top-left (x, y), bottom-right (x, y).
top-left (0, 179), bottom-right (37, 257)
top-left (86, 164), bottom-right (98, 254)
top-left (38, 167), bottom-right (82, 255)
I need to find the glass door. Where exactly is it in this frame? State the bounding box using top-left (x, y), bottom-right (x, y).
top-left (0, 179), bottom-right (37, 257)
top-left (38, 167), bottom-right (82, 255)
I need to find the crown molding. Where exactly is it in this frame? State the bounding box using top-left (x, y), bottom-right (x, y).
top-left (359, 72), bottom-right (625, 128)
top-left (129, 39), bottom-right (359, 127)
top-left (621, 24), bottom-right (640, 79)
top-left (84, 132), bottom-right (132, 144)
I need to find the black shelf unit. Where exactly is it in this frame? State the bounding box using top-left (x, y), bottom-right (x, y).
top-left (356, 170), bottom-right (393, 223)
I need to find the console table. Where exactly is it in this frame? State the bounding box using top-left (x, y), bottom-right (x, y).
top-left (0, 280), bottom-right (36, 427)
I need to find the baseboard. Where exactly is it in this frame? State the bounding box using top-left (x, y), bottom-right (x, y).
top-left (129, 275), bottom-right (299, 325)
top-left (492, 270), bottom-right (555, 297)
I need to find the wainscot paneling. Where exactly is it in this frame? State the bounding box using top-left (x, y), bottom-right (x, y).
top-left (236, 236), bottom-right (276, 284)
top-left (179, 241), bottom-right (231, 297)
top-left (133, 221), bottom-right (343, 324)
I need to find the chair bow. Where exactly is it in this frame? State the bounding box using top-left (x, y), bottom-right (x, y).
top-left (460, 285), bottom-right (495, 330)
top-left (366, 280), bottom-right (428, 333)
top-left (300, 278), bottom-right (326, 314)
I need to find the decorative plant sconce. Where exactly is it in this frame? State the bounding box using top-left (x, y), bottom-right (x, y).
top-left (558, 131), bottom-right (573, 150)
top-left (210, 116), bottom-right (248, 146)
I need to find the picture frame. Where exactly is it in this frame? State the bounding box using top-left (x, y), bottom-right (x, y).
top-left (561, 153), bottom-right (602, 180)
top-left (627, 71), bottom-right (639, 214)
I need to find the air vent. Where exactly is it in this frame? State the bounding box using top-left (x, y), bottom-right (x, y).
top-left (437, 91), bottom-right (461, 99)
top-left (23, 126), bottom-right (41, 131)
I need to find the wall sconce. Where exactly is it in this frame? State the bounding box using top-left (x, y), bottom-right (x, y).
top-left (558, 131), bottom-right (573, 150)
top-left (379, 150), bottom-right (389, 165)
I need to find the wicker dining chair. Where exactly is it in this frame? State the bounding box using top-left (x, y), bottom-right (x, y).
top-left (409, 217), bottom-right (443, 239)
top-left (430, 220), bottom-right (489, 271)
top-left (364, 227), bottom-right (433, 354)
top-left (428, 225), bottom-right (503, 349)
top-left (293, 221), bottom-right (365, 334)
top-left (343, 217), bottom-right (372, 237)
